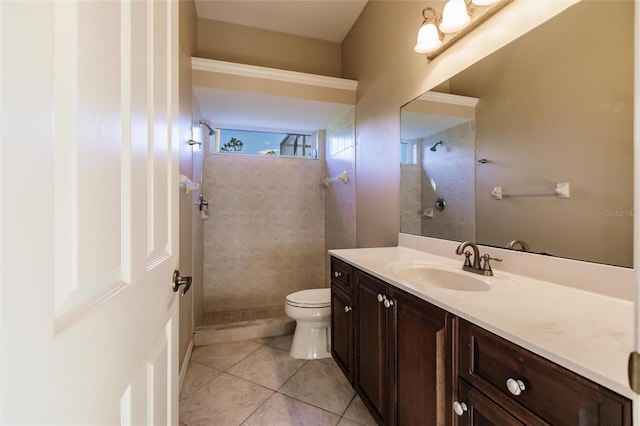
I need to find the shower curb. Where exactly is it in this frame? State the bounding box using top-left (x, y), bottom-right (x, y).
top-left (194, 316), bottom-right (295, 346)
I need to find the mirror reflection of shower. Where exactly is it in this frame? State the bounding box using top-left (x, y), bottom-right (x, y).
top-left (430, 141), bottom-right (443, 151)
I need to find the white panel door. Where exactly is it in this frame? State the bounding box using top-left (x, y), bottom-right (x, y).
top-left (0, 0), bottom-right (180, 424)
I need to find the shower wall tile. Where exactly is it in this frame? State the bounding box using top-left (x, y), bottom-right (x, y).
top-left (421, 121), bottom-right (475, 242)
top-left (400, 164), bottom-right (421, 235)
top-left (203, 153), bottom-right (325, 312)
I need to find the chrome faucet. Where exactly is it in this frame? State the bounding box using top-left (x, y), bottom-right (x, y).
top-left (507, 239), bottom-right (530, 252)
top-left (455, 241), bottom-right (502, 276)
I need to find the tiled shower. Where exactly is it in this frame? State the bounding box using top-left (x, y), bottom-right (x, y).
top-left (400, 120), bottom-right (475, 242)
top-left (196, 109), bottom-right (356, 338)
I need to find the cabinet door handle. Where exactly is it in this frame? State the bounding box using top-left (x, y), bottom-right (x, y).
top-left (453, 401), bottom-right (468, 416)
top-left (334, 271), bottom-right (342, 278)
top-left (344, 305), bottom-right (352, 312)
top-left (506, 378), bottom-right (526, 396)
top-left (383, 298), bottom-right (394, 308)
top-left (377, 294), bottom-right (384, 303)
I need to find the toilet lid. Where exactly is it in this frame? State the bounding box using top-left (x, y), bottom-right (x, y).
top-left (286, 288), bottom-right (331, 308)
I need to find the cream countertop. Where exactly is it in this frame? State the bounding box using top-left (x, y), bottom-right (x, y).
top-left (329, 244), bottom-right (634, 400)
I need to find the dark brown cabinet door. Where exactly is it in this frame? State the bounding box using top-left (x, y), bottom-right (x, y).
top-left (457, 381), bottom-right (525, 426)
top-left (331, 285), bottom-right (354, 384)
top-left (459, 320), bottom-right (632, 426)
top-left (355, 270), bottom-right (390, 425)
top-left (391, 289), bottom-right (455, 426)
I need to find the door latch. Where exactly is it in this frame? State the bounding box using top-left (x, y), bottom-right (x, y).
top-left (172, 270), bottom-right (192, 294)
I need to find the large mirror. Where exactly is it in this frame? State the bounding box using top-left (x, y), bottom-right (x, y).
top-left (400, 1), bottom-right (634, 267)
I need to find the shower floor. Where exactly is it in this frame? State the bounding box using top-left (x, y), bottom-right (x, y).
top-left (194, 305), bottom-right (294, 346)
top-left (201, 305), bottom-right (286, 326)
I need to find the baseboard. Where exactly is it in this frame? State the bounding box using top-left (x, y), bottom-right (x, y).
top-left (179, 339), bottom-right (194, 394)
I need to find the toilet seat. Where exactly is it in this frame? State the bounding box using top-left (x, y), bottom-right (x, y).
top-left (286, 288), bottom-right (330, 308)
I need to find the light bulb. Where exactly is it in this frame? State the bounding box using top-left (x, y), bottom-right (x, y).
top-left (414, 23), bottom-right (442, 54)
top-left (471, 0), bottom-right (500, 5)
top-left (440, 0), bottom-right (471, 33)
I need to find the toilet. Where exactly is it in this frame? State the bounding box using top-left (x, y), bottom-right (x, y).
top-left (285, 288), bottom-right (332, 359)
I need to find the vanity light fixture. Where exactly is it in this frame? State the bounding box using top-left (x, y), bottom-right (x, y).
top-left (414, 7), bottom-right (443, 54)
top-left (471, 0), bottom-right (501, 5)
top-left (414, 0), bottom-right (512, 58)
top-left (440, 0), bottom-right (471, 33)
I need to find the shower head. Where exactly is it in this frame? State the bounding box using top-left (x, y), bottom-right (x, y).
top-left (199, 121), bottom-right (215, 136)
top-left (430, 141), bottom-right (443, 152)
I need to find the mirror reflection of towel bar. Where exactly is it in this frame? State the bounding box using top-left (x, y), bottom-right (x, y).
top-left (492, 183), bottom-right (570, 200)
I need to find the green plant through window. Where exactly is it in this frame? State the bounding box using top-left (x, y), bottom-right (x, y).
top-left (219, 137), bottom-right (244, 153)
top-left (215, 128), bottom-right (317, 159)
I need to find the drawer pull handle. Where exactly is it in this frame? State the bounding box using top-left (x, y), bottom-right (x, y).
top-left (383, 298), bottom-right (394, 309)
top-left (453, 401), bottom-right (468, 416)
top-left (334, 271), bottom-right (342, 278)
top-left (506, 378), bottom-right (526, 396)
top-left (377, 294), bottom-right (384, 303)
top-left (344, 305), bottom-right (352, 313)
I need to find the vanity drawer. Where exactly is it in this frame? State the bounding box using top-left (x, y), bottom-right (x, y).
top-left (330, 257), bottom-right (353, 294)
top-left (459, 320), bottom-right (632, 426)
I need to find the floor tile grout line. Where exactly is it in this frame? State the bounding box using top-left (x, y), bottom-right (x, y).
top-left (273, 358), bottom-right (310, 393)
top-left (244, 389), bottom-right (346, 425)
top-left (230, 351), bottom-right (308, 391)
top-left (187, 338), bottom-right (287, 393)
top-left (181, 338), bottom-right (363, 425)
top-left (238, 388), bottom-right (277, 426)
top-left (273, 388), bottom-right (354, 418)
top-left (218, 339), bottom-right (271, 372)
top-left (223, 345), bottom-right (308, 391)
top-left (178, 361), bottom-right (222, 401)
top-left (341, 393), bottom-right (358, 417)
top-left (272, 359), bottom-right (356, 417)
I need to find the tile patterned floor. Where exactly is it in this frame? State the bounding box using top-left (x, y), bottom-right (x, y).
top-left (180, 334), bottom-right (377, 426)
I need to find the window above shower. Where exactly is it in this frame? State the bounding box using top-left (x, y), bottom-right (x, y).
top-left (211, 127), bottom-right (318, 159)
top-left (191, 58), bottom-right (357, 161)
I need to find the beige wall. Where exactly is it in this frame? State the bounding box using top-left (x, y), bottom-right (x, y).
top-left (449, 1), bottom-right (633, 266)
top-left (342, 0), bottom-right (578, 248)
top-left (178, 0), bottom-right (198, 370)
top-left (197, 18), bottom-right (342, 77)
top-left (202, 152), bottom-right (326, 312)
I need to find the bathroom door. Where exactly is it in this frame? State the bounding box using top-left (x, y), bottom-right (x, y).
top-left (0, 0), bottom-right (180, 424)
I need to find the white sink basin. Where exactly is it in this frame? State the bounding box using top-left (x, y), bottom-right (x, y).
top-left (387, 262), bottom-right (492, 292)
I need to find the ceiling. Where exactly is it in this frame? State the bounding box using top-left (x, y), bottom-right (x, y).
top-left (192, 1), bottom-right (365, 135)
top-left (401, 112), bottom-right (472, 141)
top-left (194, 0), bottom-right (368, 43)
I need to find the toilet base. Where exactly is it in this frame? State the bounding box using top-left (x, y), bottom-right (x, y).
top-left (289, 321), bottom-right (331, 360)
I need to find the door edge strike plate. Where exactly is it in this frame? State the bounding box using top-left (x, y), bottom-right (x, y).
top-left (628, 351), bottom-right (640, 394)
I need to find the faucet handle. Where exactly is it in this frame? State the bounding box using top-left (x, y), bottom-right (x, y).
top-left (481, 254), bottom-right (502, 276)
top-left (463, 251), bottom-right (473, 268)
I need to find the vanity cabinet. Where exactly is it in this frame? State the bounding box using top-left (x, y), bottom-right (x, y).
top-left (330, 258), bottom-right (632, 426)
top-left (456, 380), bottom-right (527, 425)
top-left (354, 269), bottom-right (454, 426)
top-left (330, 258), bottom-right (354, 384)
top-left (457, 320), bottom-right (632, 425)
top-left (354, 270), bottom-right (390, 424)
top-left (393, 287), bottom-right (455, 426)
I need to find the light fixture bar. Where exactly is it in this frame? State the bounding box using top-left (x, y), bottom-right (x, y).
top-left (421, 0), bottom-right (513, 60)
